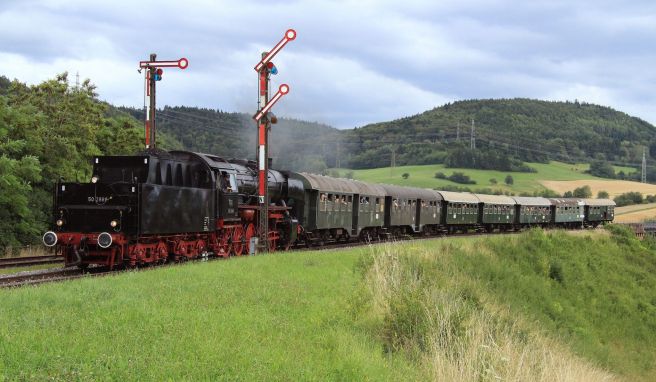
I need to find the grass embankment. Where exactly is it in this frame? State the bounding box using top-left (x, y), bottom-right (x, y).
top-left (1, 228), bottom-right (655, 381)
top-left (332, 161), bottom-right (636, 195)
top-left (353, 227), bottom-right (656, 381)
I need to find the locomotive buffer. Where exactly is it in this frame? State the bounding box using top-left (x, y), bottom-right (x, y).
top-left (253, 29), bottom-right (296, 253)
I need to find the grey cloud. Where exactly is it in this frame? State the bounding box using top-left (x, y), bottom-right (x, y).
top-left (1, 0), bottom-right (655, 128)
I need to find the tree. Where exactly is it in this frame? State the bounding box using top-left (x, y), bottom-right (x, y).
top-left (0, 155), bottom-right (42, 251)
top-left (597, 190), bottom-right (609, 199)
top-left (573, 185), bottom-right (592, 198)
top-left (589, 159), bottom-right (615, 178)
top-left (505, 175), bottom-right (514, 185)
top-left (402, 173), bottom-right (409, 179)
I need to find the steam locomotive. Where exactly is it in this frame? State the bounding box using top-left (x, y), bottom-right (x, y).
top-left (43, 149), bottom-right (615, 269)
top-left (42, 149), bottom-right (301, 268)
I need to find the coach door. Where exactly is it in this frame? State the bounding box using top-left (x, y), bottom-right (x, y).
top-left (352, 194), bottom-right (360, 235)
top-left (415, 199), bottom-right (422, 232)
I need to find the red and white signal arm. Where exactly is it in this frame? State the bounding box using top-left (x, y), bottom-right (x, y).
top-left (140, 57), bottom-right (189, 69)
top-left (254, 84), bottom-right (290, 121)
top-left (254, 29), bottom-right (296, 72)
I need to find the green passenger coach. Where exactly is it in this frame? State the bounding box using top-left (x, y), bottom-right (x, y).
top-left (511, 196), bottom-right (551, 226)
top-left (581, 198), bottom-right (615, 227)
top-left (475, 194), bottom-right (516, 228)
top-left (437, 191), bottom-right (480, 229)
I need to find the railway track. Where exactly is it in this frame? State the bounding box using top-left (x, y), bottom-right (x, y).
top-left (0, 227), bottom-right (599, 289)
top-left (0, 255), bottom-right (63, 269)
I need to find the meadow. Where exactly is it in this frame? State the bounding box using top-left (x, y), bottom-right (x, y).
top-left (1, 227), bottom-right (655, 381)
top-left (332, 161), bottom-right (637, 195)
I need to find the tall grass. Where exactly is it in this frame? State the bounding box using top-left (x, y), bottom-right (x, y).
top-left (354, 228), bottom-right (656, 381)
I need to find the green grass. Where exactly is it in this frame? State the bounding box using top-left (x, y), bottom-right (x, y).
top-left (1, 229), bottom-right (654, 381)
top-left (332, 161), bottom-right (636, 194)
top-left (0, 251), bottom-right (423, 381)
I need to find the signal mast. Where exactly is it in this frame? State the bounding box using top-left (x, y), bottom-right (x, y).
top-left (138, 54), bottom-right (189, 148)
top-left (253, 29), bottom-right (296, 252)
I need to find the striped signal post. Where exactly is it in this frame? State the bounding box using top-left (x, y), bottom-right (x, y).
top-left (253, 29), bottom-right (296, 253)
top-left (138, 55), bottom-right (189, 149)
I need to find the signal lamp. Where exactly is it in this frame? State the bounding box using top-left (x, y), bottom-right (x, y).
top-left (110, 220), bottom-right (118, 228)
top-left (56, 219), bottom-right (64, 227)
top-left (91, 175), bottom-right (99, 184)
top-left (269, 113), bottom-right (278, 124)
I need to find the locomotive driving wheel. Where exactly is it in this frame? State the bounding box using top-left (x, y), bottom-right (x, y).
top-left (231, 225), bottom-right (244, 256)
top-left (243, 223), bottom-right (255, 254)
top-left (219, 231), bottom-right (231, 258)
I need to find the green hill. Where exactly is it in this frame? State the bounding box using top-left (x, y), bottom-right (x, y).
top-left (1, 228), bottom-right (654, 380)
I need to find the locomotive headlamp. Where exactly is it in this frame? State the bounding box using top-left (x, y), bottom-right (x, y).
top-left (42, 231), bottom-right (58, 247)
top-left (97, 232), bottom-right (112, 249)
top-left (110, 220), bottom-right (118, 228)
top-left (56, 219), bottom-right (64, 227)
top-left (91, 175), bottom-right (99, 184)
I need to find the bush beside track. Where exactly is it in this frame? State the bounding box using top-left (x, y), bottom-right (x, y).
top-left (0, 227), bottom-right (655, 381)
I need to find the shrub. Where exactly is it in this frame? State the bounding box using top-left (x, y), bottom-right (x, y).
top-left (614, 192), bottom-right (643, 207)
top-left (597, 190), bottom-right (609, 199)
top-left (448, 172), bottom-right (476, 185)
top-left (402, 173), bottom-right (410, 179)
top-left (489, 178), bottom-right (497, 185)
top-left (434, 172), bottom-right (446, 179)
top-left (505, 175), bottom-right (514, 185)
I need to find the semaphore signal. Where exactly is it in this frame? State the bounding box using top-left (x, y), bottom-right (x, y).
top-left (253, 29), bottom-right (296, 253)
top-left (138, 54), bottom-right (189, 149)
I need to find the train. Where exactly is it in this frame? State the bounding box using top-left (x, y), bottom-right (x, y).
top-left (42, 148), bottom-right (615, 269)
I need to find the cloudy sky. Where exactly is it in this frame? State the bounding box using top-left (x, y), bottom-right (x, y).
top-left (1, 0), bottom-right (655, 128)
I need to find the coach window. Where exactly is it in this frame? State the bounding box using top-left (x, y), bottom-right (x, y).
top-left (347, 195), bottom-right (353, 212)
top-left (327, 194), bottom-right (334, 212)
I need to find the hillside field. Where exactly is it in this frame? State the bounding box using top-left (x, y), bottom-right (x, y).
top-left (1, 228), bottom-right (655, 381)
top-left (615, 203), bottom-right (656, 223)
top-left (332, 161), bottom-right (637, 195)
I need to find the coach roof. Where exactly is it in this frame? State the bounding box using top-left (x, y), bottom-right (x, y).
top-left (436, 191), bottom-right (480, 203)
top-left (510, 196), bottom-right (552, 206)
top-left (379, 184), bottom-right (442, 200)
top-left (474, 194), bottom-right (516, 205)
top-left (298, 173), bottom-right (386, 196)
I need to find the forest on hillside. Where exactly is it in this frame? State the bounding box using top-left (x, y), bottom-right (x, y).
top-left (119, 106), bottom-right (341, 174)
top-left (343, 99), bottom-right (654, 176)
